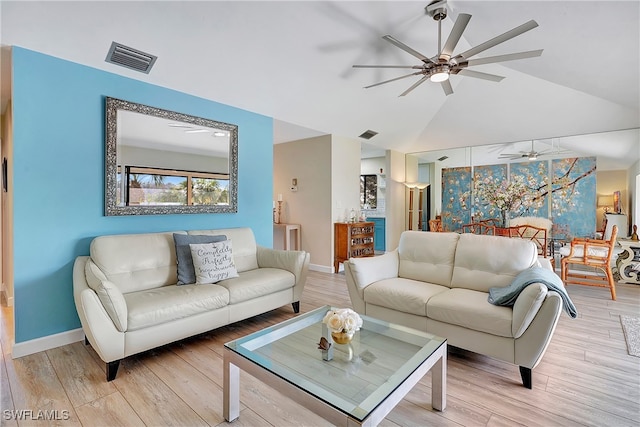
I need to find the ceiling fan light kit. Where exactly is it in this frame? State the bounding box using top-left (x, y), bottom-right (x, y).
top-left (353, 0), bottom-right (542, 96)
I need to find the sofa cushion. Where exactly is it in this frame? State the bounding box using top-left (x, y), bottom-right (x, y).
top-left (450, 233), bottom-right (538, 293)
top-left (217, 268), bottom-right (295, 304)
top-left (364, 278), bottom-right (449, 316)
top-left (190, 240), bottom-right (239, 284)
top-left (124, 284), bottom-right (229, 331)
top-left (188, 228), bottom-right (258, 273)
top-left (427, 288), bottom-right (513, 337)
top-left (173, 233), bottom-right (227, 285)
top-left (91, 231), bottom-right (184, 294)
top-left (398, 231), bottom-right (459, 287)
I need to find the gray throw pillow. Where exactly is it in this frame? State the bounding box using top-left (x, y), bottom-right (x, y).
top-left (174, 233), bottom-right (227, 284)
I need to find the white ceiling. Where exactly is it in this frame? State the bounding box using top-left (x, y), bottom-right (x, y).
top-left (1, 1), bottom-right (639, 162)
top-left (119, 110), bottom-right (230, 157)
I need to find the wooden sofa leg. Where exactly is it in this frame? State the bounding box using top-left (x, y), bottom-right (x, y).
top-left (519, 366), bottom-right (532, 389)
top-left (107, 360), bottom-right (121, 382)
top-left (84, 335), bottom-right (89, 346)
top-left (292, 301), bottom-right (300, 313)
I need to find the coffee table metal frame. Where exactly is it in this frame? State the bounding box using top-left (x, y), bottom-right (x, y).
top-left (223, 305), bottom-right (447, 426)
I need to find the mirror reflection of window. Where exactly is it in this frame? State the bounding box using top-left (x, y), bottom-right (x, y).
top-left (192, 177), bottom-right (229, 205)
top-left (120, 166), bottom-right (229, 206)
top-left (360, 174), bottom-right (377, 209)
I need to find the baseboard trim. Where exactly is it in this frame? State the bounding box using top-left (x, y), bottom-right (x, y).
top-left (12, 328), bottom-right (84, 358)
top-left (309, 264), bottom-right (334, 274)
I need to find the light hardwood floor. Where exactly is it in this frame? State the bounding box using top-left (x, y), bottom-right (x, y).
top-left (1, 271), bottom-right (639, 426)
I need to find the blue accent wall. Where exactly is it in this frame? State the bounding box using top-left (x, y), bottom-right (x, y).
top-left (11, 47), bottom-right (274, 343)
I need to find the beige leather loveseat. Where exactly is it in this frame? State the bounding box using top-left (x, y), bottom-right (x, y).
top-left (344, 231), bottom-right (563, 388)
top-left (73, 227), bottom-right (310, 381)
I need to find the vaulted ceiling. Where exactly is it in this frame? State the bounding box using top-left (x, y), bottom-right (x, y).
top-left (1, 1), bottom-right (639, 161)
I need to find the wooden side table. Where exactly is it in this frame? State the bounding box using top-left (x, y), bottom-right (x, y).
top-left (274, 223), bottom-right (301, 251)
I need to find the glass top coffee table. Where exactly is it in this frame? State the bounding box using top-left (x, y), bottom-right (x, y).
top-left (223, 305), bottom-right (447, 426)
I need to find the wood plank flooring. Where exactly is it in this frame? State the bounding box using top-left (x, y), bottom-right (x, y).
top-left (1, 271), bottom-right (639, 426)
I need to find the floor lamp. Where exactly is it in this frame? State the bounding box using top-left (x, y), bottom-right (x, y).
top-left (416, 183), bottom-right (429, 231)
top-left (404, 182), bottom-right (417, 230)
top-left (404, 182), bottom-right (429, 230)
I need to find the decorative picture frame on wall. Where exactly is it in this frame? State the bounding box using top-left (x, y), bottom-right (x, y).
top-left (613, 190), bottom-right (622, 214)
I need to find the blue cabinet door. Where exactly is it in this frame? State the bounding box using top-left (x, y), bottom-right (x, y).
top-left (367, 217), bottom-right (386, 252)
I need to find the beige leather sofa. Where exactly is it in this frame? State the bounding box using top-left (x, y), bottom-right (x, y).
top-left (344, 231), bottom-right (563, 388)
top-left (73, 227), bottom-right (310, 381)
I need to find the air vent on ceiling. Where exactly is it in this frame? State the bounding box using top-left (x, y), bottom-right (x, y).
top-left (437, 156), bottom-right (449, 161)
top-left (105, 42), bottom-right (157, 74)
top-left (359, 130), bottom-right (378, 140)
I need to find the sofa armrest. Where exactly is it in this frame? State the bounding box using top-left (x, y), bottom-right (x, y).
top-left (85, 259), bottom-right (128, 331)
top-left (512, 283), bottom-right (548, 338)
top-left (515, 291), bottom-right (563, 369)
top-left (73, 257), bottom-right (125, 363)
top-left (256, 247), bottom-right (310, 301)
top-left (344, 250), bottom-right (399, 313)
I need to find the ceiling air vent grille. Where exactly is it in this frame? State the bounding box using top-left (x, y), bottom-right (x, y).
top-left (359, 130), bottom-right (378, 140)
top-left (437, 156), bottom-right (449, 161)
top-left (105, 42), bottom-right (157, 74)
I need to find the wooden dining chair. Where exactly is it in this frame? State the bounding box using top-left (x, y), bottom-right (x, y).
top-left (428, 218), bottom-right (443, 232)
top-left (508, 224), bottom-right (551, 265)
top-left (560, 225), bottom-right (618, 300)
top-left (460, 221), bottom-right (496, 235)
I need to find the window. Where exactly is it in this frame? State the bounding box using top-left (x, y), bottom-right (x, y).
top-left (360, 174), bottom-right (377, 209)
top-left (118, 166), bottom-right (229, 206)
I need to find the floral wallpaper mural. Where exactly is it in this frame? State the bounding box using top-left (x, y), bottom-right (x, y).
top-left (441, 156), bottom-right (596, 238)
top-left (510, 160), bottom-right (549, 217)
top-left (472, 164), bottom-right (507, 224)
top-left (441, 167), bottom-right (471, 231)
top-left (551, 157), bottom-right (597, 240)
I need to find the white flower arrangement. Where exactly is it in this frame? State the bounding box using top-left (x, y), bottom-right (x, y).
top-left (473, 175), bottom-right (542, 226)
top-left (322, 308), bottom-right (363, 335)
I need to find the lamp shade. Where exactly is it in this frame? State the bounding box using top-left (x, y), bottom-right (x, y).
top-left (597, 195), bottom-right (614, 208)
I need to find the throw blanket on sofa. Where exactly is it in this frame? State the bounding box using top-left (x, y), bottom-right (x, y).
top-left (489, 267), bottom-right (578, 318)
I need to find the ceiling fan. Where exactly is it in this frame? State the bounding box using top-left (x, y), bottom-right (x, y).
top-left (498, 140), bottom-right (559, 161)
top-left (353, 0), bottom-right (543, 96)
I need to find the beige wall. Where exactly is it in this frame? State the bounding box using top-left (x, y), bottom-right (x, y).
top-left (385, 150), bottom-right (406, 251)
top-left (596, 170), bottom-right (628, 234)
top-left (1, 102), bottom-right (12, 305)
top-left (274, 135), bottom-right (332, 271)
top-left (331, 136), bottom-right (362, 271)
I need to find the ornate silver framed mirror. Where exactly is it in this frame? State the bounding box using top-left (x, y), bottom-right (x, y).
top-left (105, 97), bottom-right (238, 215)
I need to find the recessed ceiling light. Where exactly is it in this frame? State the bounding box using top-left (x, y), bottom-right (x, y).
top-left (213, 131), bottom-right (227, 137)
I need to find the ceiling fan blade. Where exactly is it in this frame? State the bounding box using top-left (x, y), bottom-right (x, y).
top-left (466, 49), bottom-right (543, 66)
top-left (399, 75), bottom-right (430, 97)
top-left (458, 69), bottom-right (504, 82)
top-left (382, 35), bottom-right (436, 64)
top-left (364, 72), bottom-right (423, 89)
top-left (440, 13), bottom-right (471, 59)
top-left (441, 79), bottom-right (453, 96)
top-left (455, 20), bottom-right (539, 60)
top-left (353, 65), bottom-right (423, 69)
